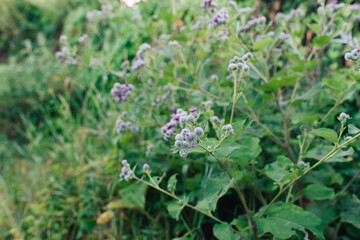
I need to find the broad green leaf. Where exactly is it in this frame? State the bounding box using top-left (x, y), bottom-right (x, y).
top-left (348, 124), bottom-right (360, 134)
top-left (309, 128), bottom-right (338, 143)
top-left (213, 140), bottom-right (240, 159)
top-left (303, 184), bottom-right (335, 200)
top-left (228, 137), bottom-right (261, 165)
top-left (231, 119), bottom-right (248, 140)
top-left (106, 183), bottom-right (147, 209)
top-left (265, 156), bottom-right (293, 183)
top-left (257, 203), bottom-right (325, 240)
top-left (196, 176), bottom-right (234, 212)
top-left (253, 37), bottom-right (272, 51)
top-left (306, 202), bottom-right (336, 227)
top-left (340, 195), bottom-right (360, 229)
top-left (167, 198), bottom-right (187, 220)
top-left (262, 72), bottom-right (300, 92)
top-left (305, 145), bottom-right (354, 163)
top-left (313, 35), bottom-right (332, 46)
top-left (291, 112), bottom-right (320, 124)
top-left (213, 223), bottom-right (238, 240)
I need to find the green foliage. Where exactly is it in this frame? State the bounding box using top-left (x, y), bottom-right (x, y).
top-left (257, 203), bottom-right (324, 240)
top-left (1, 0), bottom-right (360, 239)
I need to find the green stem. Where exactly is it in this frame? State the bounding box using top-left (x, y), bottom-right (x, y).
top-left (209, 153), bottom-right (258, 240)
top-left (230, 72), bottom-right (238, 124)
top-left (260, 132), bottom-right (360, 218)
top-left (332, 168), bottom-right (360, 205)
top-left (134, 176), bottom-right (223, 224)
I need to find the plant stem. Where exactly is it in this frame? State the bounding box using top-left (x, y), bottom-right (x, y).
top-left (260, 132), bottom-right (360, 218)
top-left (209, 153), bottom-right (258, 240)
top-left (134, 176), bottom-right (223, 224)
top-left (332, 168), bottom-right (360, 205)
top-left (230, 72), bottom-right (238, 125)
top-left (316, 80), bottom-right (356, 127)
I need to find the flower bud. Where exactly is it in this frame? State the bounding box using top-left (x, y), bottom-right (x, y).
top-left (179, 149), bottom-right (188, 157)
top-left (194, 127), bottom-right (204, 137)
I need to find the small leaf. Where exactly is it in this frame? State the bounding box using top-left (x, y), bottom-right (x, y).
top-left (309, 128), bottom-right (338, 143)
top-left (303, 184), bottom-right (335, 200)
top-left (167, 199), bottom-right (187, 220)
top-left (106, 183), bottom-right (147, 209)
top-left (168, 174), bottom-right (178, 191)
top-left (213, 223), bottom-right (237, 240)
top-left (348, 124), bottom-right (360, 134)
top-left (312, 35), bottom-right (332, 46)
top-left (253, 37), bottom-right (273, 51)
top-left (265, 156), bottom-right (293, 183)
top-left (308, 23), bottom-right (322, 35)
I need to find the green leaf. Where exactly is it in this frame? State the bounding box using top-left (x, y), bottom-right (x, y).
top-left (213, 140), bottom-right (240, 159)
top-left (305, 145), bottom-right (354, 163)
top-left (340, 195), bottom-right (360, 229)
top-left (168, 174), bottom-right (178, 191)
top-left (312, 35), bottom-right (332, 46)
top-left (253, 37), bottom-right (273, 51)
top-left (303, 184), bottom-right (335, 200)
top-left (265, 156), bottom-right (293, 183)
top-left (228, 137), bottom-right (261, 165)
top-left (106, 183), bottom-right (147, 209)
top-left (306, 202), bottom-right (336, 227)
top-left (196, 176), bottom-right (234, 212)
top-left (213, 223), bottom-right (238, 240)
top-left (309, 128), bottom-right (338, 143)
top-left (291, 112), bottom-right (320, 124)
top-left (167, 198), bottom-right (187, 220)
top-left (231, 119), bottom-right (248, 140)
top-left (257, 203), bottom-right (325, 240)
top-left (308, 23), bottom-right (322, 35)
top-left (262, 72), bottom-right (300, 92)
top-left (348, 124), bottom-right (360, 134)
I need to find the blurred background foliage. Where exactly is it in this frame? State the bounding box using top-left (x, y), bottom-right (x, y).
top-left (0, 0), bottom-right (360, 239)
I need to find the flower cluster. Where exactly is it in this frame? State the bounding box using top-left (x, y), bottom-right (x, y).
top-left (222, 124), bottom-right (234, 135)
top-left (146, 144), bottom-right (154, 156)
top-left (174, 126), bottom-right (204, 158)
top-left (201, 0), bottom-right (216, 11)
top-left (110, 82), bottom-right (135, 102)
top-left (227, 52), bottom-right (253, 73)
top-left (161, 108), bottom-right (199, 141)
top-left (210, 7), bottom-right (229, 29)
top-left (212, 31), bottom-right (230, 44)
top-left (317, 0), bottom-right (345, 15)
top-left (78, 34), bottom-right (88, 44)
top-left (238, 16), bottom-right (266, 32)
top-left (338, 112), bottom-right (351, 121)
top-left (55, 47), bottom-right (77, 65)
top-left (344, 48), bottom-right (360, 61)
top-left (86, 2), bottom-right (113, 21)
top-left (116, 119), bottom-right (139, 134)
top-left (120, 160), bottom-right (134, 181)
top-left (131, 43), bottom-right (151, 71)
top-left (274, 9), bottom-right (305, 24)
top-left (152, 85), bottom-right (172, 109)
top-left (59, 35), bottom-right (67, 43)
top-left (168, 41), bottom-right (181, 48)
